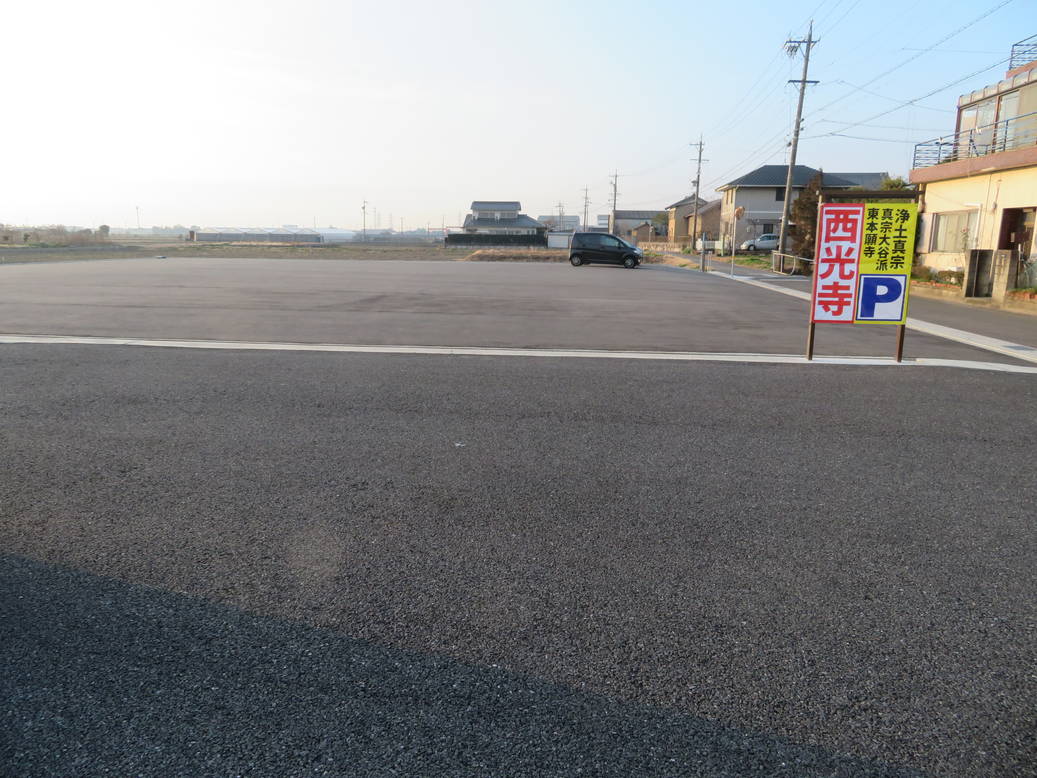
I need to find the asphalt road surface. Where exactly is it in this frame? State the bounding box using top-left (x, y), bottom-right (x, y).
top-left (1, 259), bottom-right (1034, 776)
top-left (3, 345), bottom-right (1035, 776)
top-left (0, 257), bottom-right (1028, 364)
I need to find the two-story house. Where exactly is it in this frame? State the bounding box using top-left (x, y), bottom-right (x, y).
top-left (716, 165), bottom-right (869, 248)
top-left (462, 201), bottom-right (545, 235)
top-left (910, 34), bottom-right (1037, 291)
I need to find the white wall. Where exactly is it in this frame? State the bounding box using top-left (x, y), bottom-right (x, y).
top-left (919, 166), bottom-right (1037, 271)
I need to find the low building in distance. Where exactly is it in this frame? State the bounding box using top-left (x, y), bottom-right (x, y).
top-left (536, 214), bottom-right (581, 232)
top-left (445, 201), bottom-right (547, 247)
top-left (463, 202), bottom-right (545, 235)
top-left (192, 226), bottom-right (323, 243)
top-left (610, 210), bottom-right (664, 241)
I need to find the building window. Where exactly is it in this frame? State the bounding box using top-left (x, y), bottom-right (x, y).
top-left (930, 211), bottom-right (978, 252)
top-left (775, 188), bottom-right (785, 201)
top-left (762, 223), bottom-right (775, 233)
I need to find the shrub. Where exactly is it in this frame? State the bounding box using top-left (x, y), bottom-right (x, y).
top-left (935, 269), bottom-right (964, 286)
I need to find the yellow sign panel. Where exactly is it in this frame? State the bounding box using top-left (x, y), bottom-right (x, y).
top-left (855, 202), bottom-right (918, 325)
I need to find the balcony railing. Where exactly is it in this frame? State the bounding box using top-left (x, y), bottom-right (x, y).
top-left (1010, 34), bottom-right (1037, 70)
top-left (912, 110), bottom-right (1037, 169)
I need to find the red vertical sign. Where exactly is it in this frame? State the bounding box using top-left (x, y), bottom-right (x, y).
top-left (811, 203), bottom-right (864, 323)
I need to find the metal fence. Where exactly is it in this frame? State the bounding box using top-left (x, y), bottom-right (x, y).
top-left (912, 111), bottom-right (1037, 169)
top-left (771, 252), bottom-right (813, 275)
top-left (1010, 34), bottom-right (1037, 70)
top-left (445, 234), bottom-right (548, 247)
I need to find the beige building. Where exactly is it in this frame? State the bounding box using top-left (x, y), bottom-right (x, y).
top-left (683, 199), bottom-right (723, 243)
top-left (663, 195), bottom-right (706, 245)
top-left (910, 35), bottom-right (1037, 292)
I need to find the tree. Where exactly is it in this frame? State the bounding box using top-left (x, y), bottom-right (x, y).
top-left (652, 211), bottom-right (669, 236)
top-left (789, 171), bottom-right (823, 259)
top-left (880, 175), bottom-right (910, 190)
top-left (98, 225), bottom-right (110, 239)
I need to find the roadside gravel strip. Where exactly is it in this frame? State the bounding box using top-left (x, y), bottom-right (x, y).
top-left (2, 346), bottom-right (1034, 775)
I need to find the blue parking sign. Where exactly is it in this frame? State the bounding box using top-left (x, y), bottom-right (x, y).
top-left (856, 274), bottom-right (907, 322)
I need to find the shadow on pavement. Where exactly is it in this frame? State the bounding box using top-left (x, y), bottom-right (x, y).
top-left (1, 553), bottom-right (919, 777)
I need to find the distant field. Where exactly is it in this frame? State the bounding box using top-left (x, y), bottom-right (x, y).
top-left (0, 242), bottom-right (591, 264)
top-left (158, 243), bottom-right (472, 261)
top-left (0, 242), bottom-right (472, 264)
top-left (461, 248), bottom-right (568, 262)
top-left (0, 245), bottom-right (151, 264)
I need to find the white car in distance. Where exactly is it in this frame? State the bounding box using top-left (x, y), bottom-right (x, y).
top-left (740, 233), bottom-right (779, 251)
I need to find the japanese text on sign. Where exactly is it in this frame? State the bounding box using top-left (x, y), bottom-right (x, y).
top-left (810, 201), bottom-right (917, 325)
top-left (812, 204), bottom-right (863, 322)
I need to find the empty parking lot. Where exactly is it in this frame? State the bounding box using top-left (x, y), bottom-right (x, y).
top-left (2, 258), bottom-right (1034, 776)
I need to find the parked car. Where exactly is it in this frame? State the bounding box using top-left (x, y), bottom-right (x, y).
top-left (740, 233), bottom-right (779, 251)
top-left (569, 232), bottom-right (642, 268)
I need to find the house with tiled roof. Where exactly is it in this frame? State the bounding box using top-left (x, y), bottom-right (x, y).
top-left (463, 201), bottom-right (545, 235)
top-left (716, 165), bottom-right (875, 248)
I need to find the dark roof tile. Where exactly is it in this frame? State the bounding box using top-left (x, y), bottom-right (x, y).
top-left (717, 165), bottom-right (859, 190)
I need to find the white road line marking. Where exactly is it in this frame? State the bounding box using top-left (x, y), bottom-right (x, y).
top-left (1, 334), bottom-right (1035, 374)
top-left (703, 270), bottom-right (1037, 366)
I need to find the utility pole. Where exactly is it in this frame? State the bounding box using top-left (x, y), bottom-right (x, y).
top-left (690, 137), bottom-right (706, 272)
top-left (361, 200), bottom-right (367, 241)
top-left (135, 205), bottom-right (141, 230)
top-left (777, 21), bottom-right (818, 257)
top-left (581, 186), bottom-right (590, 232)
top-left (556, 201), bottom-right (565, 231)
top-left (609, 171), bottom-right (619, 234)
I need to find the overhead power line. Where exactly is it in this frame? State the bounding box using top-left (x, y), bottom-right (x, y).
top-left (823, 133), bottom-right (921, 143)
top-left (808, 55), bottom-right (1011, 137)
top-left (805, 0), bottom-right (1016, 120)
top-left (824, 80), bottom-right (955, 112)
top-left (701, 128), bottom-right (789, 191)
top-left (815, 119), bottom-right (947, 131)
top-left (819, 0), bottom-right (865, 36)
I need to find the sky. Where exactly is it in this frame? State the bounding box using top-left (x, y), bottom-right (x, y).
top-left (3, 0), bottom-right (1033, 229)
